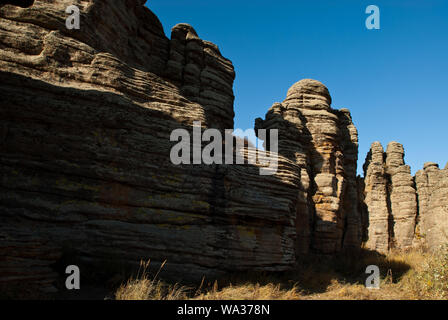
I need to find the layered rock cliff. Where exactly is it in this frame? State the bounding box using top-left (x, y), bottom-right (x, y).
top-left (255, 79), bottom-right (362, 254)
top-left (1, 0), bottom-right (446, 297)
top-left (0, 0), bottom-right (301, 292)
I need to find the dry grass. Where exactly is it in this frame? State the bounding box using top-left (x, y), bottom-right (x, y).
top-left (115, 245), bottom-right (448, 300)
top-left (115, 260), bottom-right (189, 300)
top-left (398, 244), bottom-right (448, 299)
top-left (307, 245), bottom-right (448, 300)
top-left (195, 282), bottom-right (301, 300)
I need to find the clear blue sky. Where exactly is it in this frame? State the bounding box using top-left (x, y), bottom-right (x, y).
top-left (147, 0), bottom-right (448, 176)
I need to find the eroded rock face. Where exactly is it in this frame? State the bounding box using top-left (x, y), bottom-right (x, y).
top-left (0, 0), bottom-right (300, 292)
top-left (255, 79), bottom-right (362, 254)
top-left (362, 142), bottom-right (389, 253)
top-left (2, 0), bottom-right (445, 297)
top-left (362, 142), bottom-right (418, 253)
top-left (415, 163), bottom-right (448, 249)
top-left (361, 141), bottom-right (448, 252)
top-left (385, 142), bottom-right (418, 249)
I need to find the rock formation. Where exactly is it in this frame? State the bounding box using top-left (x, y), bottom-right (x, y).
top-left (361, 141), bottom-right (448, 252)
top-left (385, 142), bottom-right (418, 249)
top-left (361, 142), bottom-right (418, 253)
top-left (415, 163), bottom-right (448, 248)
top-left (0, 0), bottom-right (301, 292)
top-left (255, 79), bottom-right (362, 254)
top-left (1, 0), bottom-right (446, 298)
top-left (362, 142), bottom-right (390, 253)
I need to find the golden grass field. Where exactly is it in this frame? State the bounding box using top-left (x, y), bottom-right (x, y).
top-left (115, 245), bottom-right (448, 300)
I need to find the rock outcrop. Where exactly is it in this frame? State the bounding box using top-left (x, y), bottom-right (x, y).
top-left (362, 142), bottom-right (390, 253)
top-left (415, 163), bottom-right (448, 248)
top-left (362, 142), bottom-right (419, 253)
top-left (255, 79), bottom-right (362, 254)
top-left (361, 141), bottom-right (448, 252)
top-left (1, 0), bottom-right (446, 298)
top-left (0, 0), bottom-right (301, 292)
top-left (385, 142), bottom-right (418, 249)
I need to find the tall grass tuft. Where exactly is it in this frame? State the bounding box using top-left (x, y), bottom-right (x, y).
top-left (115, 260), bottom-right (188, 300)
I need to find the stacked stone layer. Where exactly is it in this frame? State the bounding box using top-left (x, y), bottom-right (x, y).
top-left (360, 141), bottom-right (448, 253)
top-left (255, 79), bottom-right (362, 254)
top-left (361, 142), bottom-right (418, 253)
top-left (415, 163), bottom-right (448, 248)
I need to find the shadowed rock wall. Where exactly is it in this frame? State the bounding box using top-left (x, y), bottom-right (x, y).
top-left (0, 0), bottom-right (300, 292)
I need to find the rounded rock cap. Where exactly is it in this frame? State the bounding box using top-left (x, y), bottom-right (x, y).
top-left (386, 141), bottom-right (404, 154)
top-left (370, 141), bottom-right (384, 152)
top-left (171, 23), bottom-right (199, 41)
top-left (423, 162), bottom-right (439, 171)
top-left (285, 79), bottom-right (332, 107)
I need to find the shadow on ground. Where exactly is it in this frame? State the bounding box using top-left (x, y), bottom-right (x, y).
top-left (206, 248), bottom-right (412, 296)
top-left (1, 248), bottom-right (412, 300)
